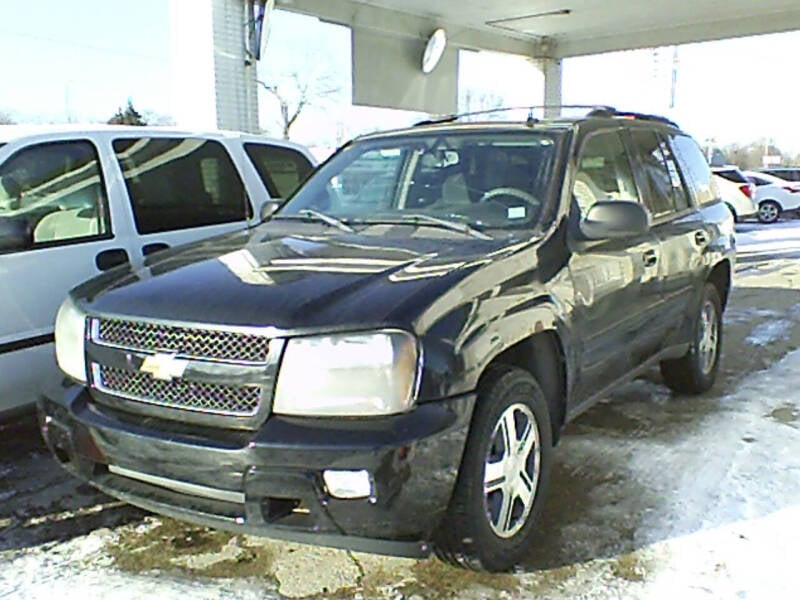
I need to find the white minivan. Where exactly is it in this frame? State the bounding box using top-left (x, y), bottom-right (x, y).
top-left (0, 125), bottom-right (315, 415)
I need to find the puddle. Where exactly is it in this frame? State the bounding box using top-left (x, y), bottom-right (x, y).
top-left (768, 404), bottom-right (799, 426)
top-left (105, 517), bottom-right (276, 579)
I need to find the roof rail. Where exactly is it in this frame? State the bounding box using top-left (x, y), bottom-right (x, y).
top-left (588, 107), bottom-right (679, 128)
top-left (413, 105), bottom-right (679, 129)
top-left (413, 105), bottom-right (617, 127)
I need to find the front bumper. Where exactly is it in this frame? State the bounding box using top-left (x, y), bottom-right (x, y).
top-left (38, 385), bottom-right (475, 557)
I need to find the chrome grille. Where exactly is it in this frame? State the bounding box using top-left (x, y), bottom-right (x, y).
top-left (95, 319), bottom-right (269, 363)
top-left (94, 364), bottom-right (262, 417)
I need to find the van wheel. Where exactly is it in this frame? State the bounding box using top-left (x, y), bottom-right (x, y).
top-left (432, 366), bottom-right (553, 571)
top-left (660, 283), bottom-right (722, 394)
top-left (758, 200), bottom-right (780, 224)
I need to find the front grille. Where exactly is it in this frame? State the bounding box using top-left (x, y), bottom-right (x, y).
top-left (94, 364), bottom-right (262, 417)
top-left (95, 318), bottom-right (269, 363)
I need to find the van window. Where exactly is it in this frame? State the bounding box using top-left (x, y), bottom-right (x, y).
top-left (244, 144), bottom-right (313, 199)
top-left (0, 141), bottom-right (110, 253)
top-left (113, 138), bottom-right (249, 234)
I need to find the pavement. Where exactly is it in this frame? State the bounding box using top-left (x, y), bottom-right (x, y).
top-left (1, 220), bottom-right (799, 599)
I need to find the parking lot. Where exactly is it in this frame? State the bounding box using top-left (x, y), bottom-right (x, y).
top-left (0, 220), bottom-right (797, 599)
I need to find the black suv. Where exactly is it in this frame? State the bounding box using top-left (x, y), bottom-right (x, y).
top-left (40, 108), bottom-right (734, 571)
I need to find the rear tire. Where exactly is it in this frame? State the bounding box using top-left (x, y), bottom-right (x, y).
top-left (660, 283), bottom-right (722, 394)
top-left (758, 200), bottom-right (781, 224)
top-left (432, 366), bottom-right (553, 571)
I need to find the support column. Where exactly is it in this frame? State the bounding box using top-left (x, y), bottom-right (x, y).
top-left (170, 0), bottom-right (259, 133)
top-left (541, 57), bottom-right (562, 119)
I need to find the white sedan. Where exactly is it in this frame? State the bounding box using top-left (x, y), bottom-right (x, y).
top-left (743, 170), bottom-right (800, 223)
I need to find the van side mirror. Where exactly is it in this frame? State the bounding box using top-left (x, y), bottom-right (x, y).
top-left (260, 200), bottom-right (281, 221)
top-left (579, 200), bottom-right (651, 240)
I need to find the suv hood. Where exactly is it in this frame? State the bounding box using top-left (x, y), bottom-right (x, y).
top-left (78, 221), bottom-right (520, 332)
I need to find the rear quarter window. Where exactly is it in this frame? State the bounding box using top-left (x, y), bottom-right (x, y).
top-left (244, 143), bottom-right (313, 200)
top-left (670, 134), bottom-right (715, 206)
top-left (713, 169), bottom-right (748, 184)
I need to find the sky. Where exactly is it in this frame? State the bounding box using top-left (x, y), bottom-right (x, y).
top-left (2, 1), bottom-right (800, 155)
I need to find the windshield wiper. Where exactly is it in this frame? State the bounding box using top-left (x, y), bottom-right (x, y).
top-left (397, 213), bottom-right (492, 240)
top-left (275, 209), bottom-right (354, 233)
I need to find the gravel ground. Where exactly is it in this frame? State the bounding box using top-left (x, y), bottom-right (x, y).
top-left (1, 221), bottom-right (799, 599)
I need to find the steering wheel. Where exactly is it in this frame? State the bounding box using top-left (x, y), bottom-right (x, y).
top-left (479, 187), bottom-right (539, 210)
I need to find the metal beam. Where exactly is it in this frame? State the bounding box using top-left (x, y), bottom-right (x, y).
top-left (276, 0), bottom-right (536, 57)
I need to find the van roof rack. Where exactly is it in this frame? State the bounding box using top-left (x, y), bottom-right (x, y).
top-left (413, 105), bottom-right (679, 129)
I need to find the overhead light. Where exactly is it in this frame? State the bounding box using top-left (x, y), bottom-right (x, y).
top-left (422, 28), bottom-right (447, 74)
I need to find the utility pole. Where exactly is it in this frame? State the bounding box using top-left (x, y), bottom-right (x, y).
top-left (669, 46), bottom-right (679, 109)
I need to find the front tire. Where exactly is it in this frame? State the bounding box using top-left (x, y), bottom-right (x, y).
top-left (660, 283), bottom-right (722, 394)
top-left (758, 200), bottom-right (781, 224)
top-left (432, 367), bottom-right (553, 571)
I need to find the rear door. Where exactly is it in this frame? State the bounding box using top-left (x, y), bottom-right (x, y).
top-left (0, 138), bottom-right (133, 413)
top-left (567, 128), bottom-right (662, 400)
top-left (628, 128), bottom-right (714, 350)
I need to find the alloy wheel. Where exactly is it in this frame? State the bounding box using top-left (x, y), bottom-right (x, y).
top-left (483, 402), bottom-right (541, 538)
top-left (698, 300), bottom-right (719, 375)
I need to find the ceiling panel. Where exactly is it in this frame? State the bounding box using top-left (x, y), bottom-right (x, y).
top-left (292, 0), bottom-right (800, 57)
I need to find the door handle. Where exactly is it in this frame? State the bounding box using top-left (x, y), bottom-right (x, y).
top-left (143, 242), bottom-right (170, 256)
top-left (95, 248), bottom-right (130, 271)
top-left (643, 249), bottom-right (658, 267)
top-left (694, 231), bottom-right (709, 246)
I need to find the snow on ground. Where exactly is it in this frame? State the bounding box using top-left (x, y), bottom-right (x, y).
top-left (736, 220), bottom-right (800, 258)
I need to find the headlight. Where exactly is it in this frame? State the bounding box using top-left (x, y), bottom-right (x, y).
top-left (273, 330), bottom-right (419, 417)
top-left (54, 295), bottom-right (87, 383)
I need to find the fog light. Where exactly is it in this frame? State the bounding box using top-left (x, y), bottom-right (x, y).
top-left (323, 469), bottom-right (372, 499)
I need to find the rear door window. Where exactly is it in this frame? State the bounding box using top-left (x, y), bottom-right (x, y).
top-left (0, 140), bottom-right (110, 253)
top-left (244, 144), bottom-right (313, 200)
top-left (113, 138), bottom-right (249, 234)
top-left (629, 129), bottom-right (691, 217)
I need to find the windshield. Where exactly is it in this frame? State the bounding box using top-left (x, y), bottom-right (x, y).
top-left (278, 130), bottom-right (564, 232)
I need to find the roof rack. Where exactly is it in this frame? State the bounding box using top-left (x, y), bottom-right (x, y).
top-left (413, 105), bottom-right (616, 127)
top-left (586, 107), bottom-right (679, 128)
top-left (413, 105), bottom-right (679, 129)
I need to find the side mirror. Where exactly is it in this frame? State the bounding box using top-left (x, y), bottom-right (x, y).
top-left (260, 200), bottom-right (281, 221)
top-left (579, 200), bottom-right (651, 240)
top-left (0, 217), bottom-right (32, 252)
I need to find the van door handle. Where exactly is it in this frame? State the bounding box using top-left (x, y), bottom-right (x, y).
top-left (143, 242), bottom-right (170, 256)
top-left (694, 231), bottom-right (709, 246)
top-left (643, 249), bottom-right (657, 267)
top-left (95, 248), bottom-right (129, 271)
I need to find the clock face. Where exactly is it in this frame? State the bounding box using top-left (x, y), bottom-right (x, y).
top-left (422, 28), bottom-right (447, 74)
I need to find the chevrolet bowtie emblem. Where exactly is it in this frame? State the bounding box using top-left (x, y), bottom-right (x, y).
top-left (140, 353), bottom-right (189, 381)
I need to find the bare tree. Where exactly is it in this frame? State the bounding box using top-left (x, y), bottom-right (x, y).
top-left (459, 89), bottom-right (505, 115)
top-left (719, 139), bottom-right (789, 169)
top-left (0, 111), bottom-right (15, 125)
top-left (258, 72), bottom-right (340, 140)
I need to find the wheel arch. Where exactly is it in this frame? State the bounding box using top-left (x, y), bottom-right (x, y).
top-left (477, 328), bottom-right (568, 445)
top-left (708, 259), bottom-right (732, 310)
